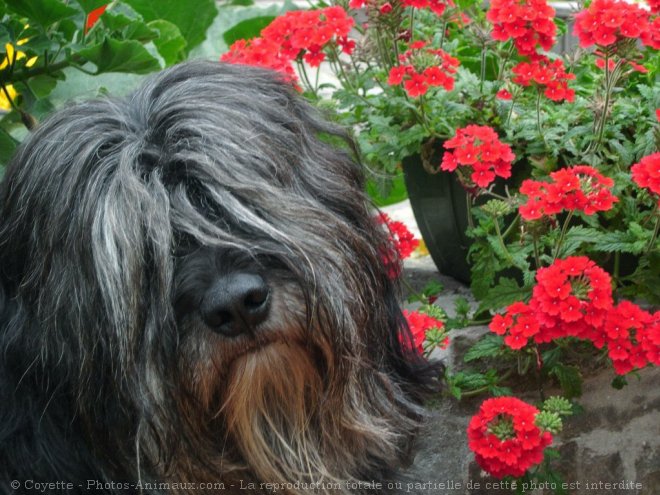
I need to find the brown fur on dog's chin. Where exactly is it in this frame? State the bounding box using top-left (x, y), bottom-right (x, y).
top-left (171, 338), bottom-right (406, 495)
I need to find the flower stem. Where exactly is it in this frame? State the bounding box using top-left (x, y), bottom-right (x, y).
top-left (493, 214), bottom-right (515, 265)
top-left (466, 192), bottom-right (475, 230)
top-left (646, 210), bottom-right (660, 255)
top-left (533, 232), bottom-right (541, 269)
top-left (297, 59), bottom-right (315, 93)
top-left (480, 43), bottom-right (487, 95)
top-left (536, 89), bottom-right (545, 145)
top-left (590, 56), bottom-right (625, 154)
top-left (553, 210), bottom-right (574, 260)
top-left (505, 93), bottom-right (517, 127)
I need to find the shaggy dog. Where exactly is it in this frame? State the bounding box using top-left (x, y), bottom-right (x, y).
top-left (0, 61), bottom-right (430, 494)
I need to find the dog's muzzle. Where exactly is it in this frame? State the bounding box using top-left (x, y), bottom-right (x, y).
top-left (200, 272), bottom-right (271, 337)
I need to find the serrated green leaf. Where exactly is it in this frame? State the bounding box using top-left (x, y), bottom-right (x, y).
top-left (558, 225), bottom-right (604, 257)
top-left (5, 0), bottom-right (79, 28)
top-left (489, 385), bottom-right (513, 396)
top-left (470, 248), bottom-right (498, 300)
top-left (464, 334), bottom-right (505, 363)
top-left (476, 277), bottom-right (531, 313)
top-left (550, 363), bottom-right (582, 399)
top-left (78, 38), bottom-right (161, 74)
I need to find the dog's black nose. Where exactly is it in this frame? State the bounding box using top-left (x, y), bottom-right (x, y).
top-left (201, 273), bottom-right (271, 337)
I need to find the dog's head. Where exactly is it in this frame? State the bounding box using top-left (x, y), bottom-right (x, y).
top-left (0, 61), bottom-right (429, 491)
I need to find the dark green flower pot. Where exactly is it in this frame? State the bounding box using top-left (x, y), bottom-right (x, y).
top-left (402, 155), bottom-right (472, 283)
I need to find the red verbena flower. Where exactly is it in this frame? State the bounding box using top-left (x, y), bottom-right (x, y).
top-left (490, 256), bottom-right (659, 375)
top-left (221, 38), bottom-right (299, 84)
top-left (631, 153), bottom-right (660, 204)
top-left (377, 213), bottom-right (419, 279)
top-left (530, 256), bottom-right (614, 344)
top-left (489, 301), bottom-right (540, 350)
top-left (604, 301), bottom-right (658, 375)
top-left (496, 88), bottom-right (513, 100)
top-left (388, 43), bottom-right (459, 98)
top-left (573, 0), bottom-right (650, 49)
top-left (467, 397), bottom-right (553, 479)
top-left (487, 0), bottom-right (557, 57)
top-left (403, 309), bottom-right (448, 354)
top-left (440, 125), bottom-right (515, 188)
top-left (222, 6), bottom-right (355, 82)
top-left (519, 165), bottom-right (618, 220)
top-left (401, 0), bottom-right (454, 16)
top-left (511, 58), bottom-right (575, 102)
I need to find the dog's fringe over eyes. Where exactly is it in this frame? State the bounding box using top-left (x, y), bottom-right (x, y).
top-left (0, 61), bottom-right (435, 494)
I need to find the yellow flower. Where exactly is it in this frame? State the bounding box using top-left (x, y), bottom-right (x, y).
top-left (0, 42), bottom-right (38, 70)
top-left (0, 34), bottom-right (38, 112)
top-left (0, 84), bottom-right (18, 112)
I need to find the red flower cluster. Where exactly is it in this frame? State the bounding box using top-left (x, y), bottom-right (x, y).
top-left (490, 256), bottom-right (660, 374)
top-left (222, 7), bottom-right (355, 83)
top-left (387, 42), bottom-right (459, 98)
top-left (573, 0), bottom-right (649, 49)
top-left (440, 125), bottom-right (516, 188)
top-left (605, 302), bottom-right (660, 374)
top-left (377, 213), bottom-right (419, 279)
top-left (519, 165), bottom-right (618, 220)
top-left (489, 301), bottom-right (540, 350)
top-left (467, 397), bottom-right (553, 478)
top-left (511, 58), bottom-right (575, 102)
top-left (642, 17), bottom-right (660, 50)
top-left (350, 0), bottom-right (453, 15)
top-left (403, 309), bottom-right (448, 354)
top-left (401, 0), bottom-right (454, 16)
top-left (631, 153), bottom-right (660, 205)
top-left (530, 256), bottom-right (614, 343)
top-left (487, 0), bottom-right (556, 57)
top-left (222, 38), bottom-right (298, 83)
top-left (649, 0), bottom-right (660, 15)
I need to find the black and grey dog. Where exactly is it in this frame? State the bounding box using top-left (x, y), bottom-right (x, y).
top-left (0, 61), bottom-right (430, 494)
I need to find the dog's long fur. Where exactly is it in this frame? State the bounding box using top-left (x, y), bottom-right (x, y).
top-left (0, 61), bottom-right (431, 494)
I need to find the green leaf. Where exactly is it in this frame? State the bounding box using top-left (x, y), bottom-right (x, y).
top-left (611, 375), bottom-right (628, 389)
top-left (550, 363), bottom-right (583, 399)
top-left (476, 277), bottom-right (531, 313)
top-left (469, 247), bottom-right (498, 300)
top-left (123, 0), bottom-right (218, 52)
top-left (76, 0), bottom-right (107, 13)
top-left (147, 20), bottom-right (186, 66)
top-left (4, 0), bottom-right (79, 28)
top-left (223, 16), bottom-right (276, 46)
top-left (464, 334), bottom-right (505, 363)
top-left (0, 126), bottom-right (18, 167)
top-left (99, 4), bottom-right (156, 42)
top-left (489, 385), bottom-right (513, 396)
top-left (78, 38), bottom-right (161, 74)
top-left (21, 74), bottom-right (59, 99)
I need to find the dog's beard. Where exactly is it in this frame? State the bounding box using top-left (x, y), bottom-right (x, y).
top-left (224, 341), bottom-right (329, 486)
